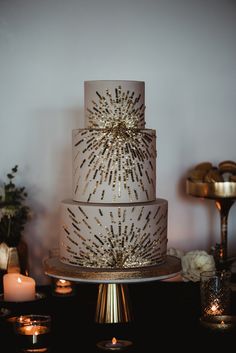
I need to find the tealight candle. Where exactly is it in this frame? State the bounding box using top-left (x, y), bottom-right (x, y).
top-left (105, 337), bottom-right (125, 349)
top-left (97, 337), bottom-right (133, 351)
top-left (3, 273), bottom-right (36, 302)
top-left (18, 324), bottom-right (48, 337)
top-left (54, 279), bottom-right (73, 295)
top-left (199, 315), bottom-right (236, 331)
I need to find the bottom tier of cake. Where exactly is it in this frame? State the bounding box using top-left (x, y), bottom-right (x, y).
top-left (59, 199), bottom-right (168, 268)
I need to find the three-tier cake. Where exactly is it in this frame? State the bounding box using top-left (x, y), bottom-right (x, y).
top-left (59, 80), bottom-right (168, 269)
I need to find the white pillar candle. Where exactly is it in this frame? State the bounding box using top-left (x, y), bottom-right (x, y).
top-left (3, 273), bottom-right (36, 302)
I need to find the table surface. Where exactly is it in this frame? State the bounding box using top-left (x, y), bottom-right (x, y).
top-left (1, 278), bottom-right (236, 352)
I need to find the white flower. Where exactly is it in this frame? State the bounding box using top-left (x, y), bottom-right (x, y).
top-left (181, 250), bottom-right (215, 282)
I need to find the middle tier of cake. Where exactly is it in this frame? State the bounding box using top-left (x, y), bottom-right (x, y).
top-left (60, 199), bottom-right (168, 269)
top-left (72, 128), bottom-right (156, 203)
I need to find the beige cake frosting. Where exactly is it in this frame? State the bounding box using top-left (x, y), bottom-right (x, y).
top-left (72, 128), bottom-right (156, 203)
top-left (59, 80), bottom-right (168, 268)
top-left (60, 199), bottom-right (167, 268)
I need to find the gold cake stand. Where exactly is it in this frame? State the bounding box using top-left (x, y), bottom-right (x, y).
top-left (186, 180), bottom-right (236, 268)
top-left (44, 255), bottom-right (181, 323)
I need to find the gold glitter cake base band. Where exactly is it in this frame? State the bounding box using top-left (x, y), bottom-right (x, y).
top-left (43, 255), bottom-right (181, 283)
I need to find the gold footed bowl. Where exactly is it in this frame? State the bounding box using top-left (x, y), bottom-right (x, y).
top-left (186, 179), bottom-right (236, 199)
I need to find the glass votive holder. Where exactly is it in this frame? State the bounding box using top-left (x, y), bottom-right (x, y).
top-left (51, 278), bottom-right (76, 297)
top-left (13, 314), bottom-right (51, 352)
top-left (200, 269), bottom-right (232, 318)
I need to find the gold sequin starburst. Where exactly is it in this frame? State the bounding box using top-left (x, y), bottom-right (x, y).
top-left (63, 205), bottom-right (167, 268)
top-left (87, 85), bottom-right (145, 129)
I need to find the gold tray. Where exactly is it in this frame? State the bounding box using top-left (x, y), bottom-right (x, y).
top-left (43, 255), bottom-right (181, 283)
top-left (186, 179), bottom-right (236, 199)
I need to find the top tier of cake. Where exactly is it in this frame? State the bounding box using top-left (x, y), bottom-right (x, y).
top-left (84, 80), bottom-right (145, 129)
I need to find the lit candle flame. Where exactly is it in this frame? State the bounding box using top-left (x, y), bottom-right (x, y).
top-left (206, 301), bottom-right (223, 316)
top-left (59, 279), bottom-right (66, 284)
top-left (17, 277), bottom-right (22, 283)
top-left (211, 304), bottom-right (218, 312)
top-left (112, 337), bottom-right (117, 345)
top-left (25, 326), bottom-right (38, 334)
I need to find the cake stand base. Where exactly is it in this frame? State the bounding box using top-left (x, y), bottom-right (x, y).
top-left (95, 283), bottom-right (132, 323)
top-left (43, 255), bottom-right (181, 323)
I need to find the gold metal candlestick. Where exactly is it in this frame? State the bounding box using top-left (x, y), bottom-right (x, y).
top-left (186, 180), bottom-right (236, 268)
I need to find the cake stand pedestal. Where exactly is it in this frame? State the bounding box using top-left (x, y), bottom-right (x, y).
top-left (186, 180), bottom-right (236, 269)
top-left (43, 255), bottom-right (181, 324)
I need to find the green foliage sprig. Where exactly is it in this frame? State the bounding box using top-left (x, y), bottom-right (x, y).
top-left (0, 165), bottom-right (30, 247)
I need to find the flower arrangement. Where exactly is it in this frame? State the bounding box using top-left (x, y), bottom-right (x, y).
top-left (0, 165), bottom-right (30, 247)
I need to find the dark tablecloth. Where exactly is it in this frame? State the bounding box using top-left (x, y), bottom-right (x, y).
top-left (1, 279), bottom-right (235, 352)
